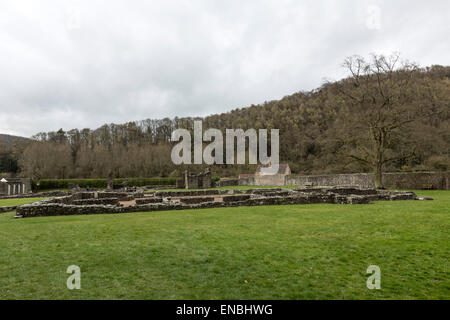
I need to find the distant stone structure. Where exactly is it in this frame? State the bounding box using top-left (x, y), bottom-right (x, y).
top-left (238, 170), bottom-right (450, 190)
top-left (177, 168), bottom-right (212, 189)
top-left (0, 178), bottom-right (31, 196)
top-left (285, 172), bottom-right (450, 190)
top-left (239, 163), bottom-right (291, 186)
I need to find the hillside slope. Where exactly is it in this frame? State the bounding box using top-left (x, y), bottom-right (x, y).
top-left (13, 64), bottom-right (450, 178)
top-left (0, 134), bottom-right (28, 145)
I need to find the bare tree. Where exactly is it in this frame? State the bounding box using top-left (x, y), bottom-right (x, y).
top-left (334, 53), bottom-right (439, 188)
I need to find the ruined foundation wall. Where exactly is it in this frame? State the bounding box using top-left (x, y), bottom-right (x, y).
top-left (285, 172), bottom-right (450, 190)
top-left (216, 178), bottom-right (239, 187)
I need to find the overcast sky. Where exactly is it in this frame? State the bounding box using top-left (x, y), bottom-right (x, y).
top-left (0, 0), bottom-right (449, 137)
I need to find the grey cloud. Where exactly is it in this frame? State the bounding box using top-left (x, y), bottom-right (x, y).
top-left (0, 0), bottom-right (449, 136)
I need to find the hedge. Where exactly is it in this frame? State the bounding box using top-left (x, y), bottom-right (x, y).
top-left (34, 178), bottom-right (176, 191)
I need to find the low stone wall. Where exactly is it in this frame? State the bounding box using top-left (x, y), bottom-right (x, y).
top-left (48, 195), bottom-right (77, 204)
top-left (15, 188), bottom-right (422, 218)
top-left (155, 189), bottom-right (226, 197)
top-left (222, 195), bottom-right (251, 202)
top-left (72, 198), bottom-right (119, 206)
top-left (143, 185), bottom-right (177, 190)
top-left (294, 187), bottom-right (378, 196)
top-left (179, 196), bottom-right (215, 204)
top-left (217, 178), bottom-right (240, 187)
top-left (285, 172), bottom-right (450, 190)
top-left (97, 192), bottom-right (140, 201)
top-left (0, 190), bottom-right (68, 200)
top-left (286, 174), bottom-right (373, 188)
top-left (135, 197), bottom-right (163, 205)
top-left (245, 188), bottom-right (289, 196)
top-left (239, 175), bottom-right (285, 186)
top-left (382, 172), bottom-right (450, 190)
top-left (0, 206), bottom-right (17, 213)
top-left (66, 191), bottom-right (139, 201)
top-left (238, 177), bottom-right (255, 186)
top-left (40, 191), bottom-right (143, 206)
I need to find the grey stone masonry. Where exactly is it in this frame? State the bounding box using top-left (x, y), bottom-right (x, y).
top-left (14, 187), bottom-right (425, 218)
top-left (0, 178), bottom-right (31, 197)
top-left (135, 197), bottom-right (163, 205)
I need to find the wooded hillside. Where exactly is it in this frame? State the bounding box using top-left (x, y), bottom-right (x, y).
top-left (4, 61), bottom-right (449, 180)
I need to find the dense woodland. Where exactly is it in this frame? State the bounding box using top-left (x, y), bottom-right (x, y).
top-left (1, 56), bottom-right (449, 181)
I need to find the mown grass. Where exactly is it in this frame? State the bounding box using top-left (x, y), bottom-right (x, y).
top-left (0, 190), bottom-right (448, 299)
top-left (0, 198), bottom-right (48, 208)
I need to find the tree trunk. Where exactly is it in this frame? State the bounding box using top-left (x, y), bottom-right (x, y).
top-left (374, 163), bottom-right (384, 189)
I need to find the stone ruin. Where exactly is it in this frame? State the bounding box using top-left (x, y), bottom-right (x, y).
top-left (0, 178), bottom-right (31, 196)
top-left (14, 187), bottom-right (432, 218)
top-left (176, 168), bottom-right (212, 189)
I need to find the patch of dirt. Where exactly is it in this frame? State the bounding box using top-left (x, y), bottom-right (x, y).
top-left (120, 200), bottom-right (136, 207)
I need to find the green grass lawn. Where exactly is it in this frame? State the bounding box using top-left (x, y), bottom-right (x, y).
top-left (0, 198), bottom-right (48, 208)
top-left (0, 190), bottom-right (448, 299)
